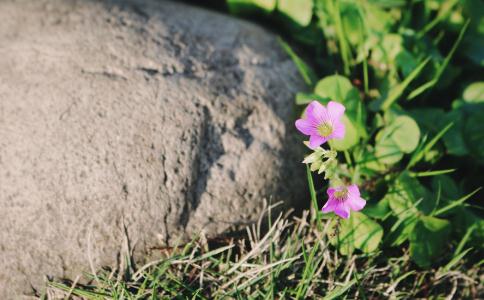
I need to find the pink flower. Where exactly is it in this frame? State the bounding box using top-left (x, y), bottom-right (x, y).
top-left (322, 184), bottom-right (366, 219)
top-left (295, 101), bottom-right (346, 149)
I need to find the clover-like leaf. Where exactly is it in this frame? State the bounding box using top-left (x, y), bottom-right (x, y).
top-left (464, 111), bottom-right (484, 163)
top-left (277, 0), bottom-right (313, 27)
top-left (386, 116), bottom-right (421, 153)
top-left (387, 172), bottom-right (433, 216)
top-left (409, 216), bottom-right (451, 268)
top-left (353, 212), bottom-right (384, 253)
top-left (375, 129), bottom-right (403, 164)
top-left (463, 82), bottom-right (484, 103)
top-left (329, 212), bottom-right (383, 255)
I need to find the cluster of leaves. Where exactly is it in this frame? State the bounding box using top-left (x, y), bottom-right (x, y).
top-left (227, 0), bottom-right (483, 268)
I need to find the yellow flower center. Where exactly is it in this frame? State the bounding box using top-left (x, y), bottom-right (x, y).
top-left (317, 122), bottom-right (333, 137)
top-left (334, 188), bottom-right (349, 201)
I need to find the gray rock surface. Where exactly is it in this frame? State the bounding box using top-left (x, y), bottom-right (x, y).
top-left (0, 0), bottom-right (305, 297)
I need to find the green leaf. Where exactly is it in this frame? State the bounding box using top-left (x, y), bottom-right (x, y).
top-left (375, 132), bottom-right (403, 164)
top-left (379, 57), bottom-right (431, 110)
top-left (388, 215), bottom-right (418, 246)
top-left (464, 112), bottom-right (484, 163)
top-left (442, 110), bottom-right (469, 156)
top-left (453, 208), bottom-right (484, 248)
top-left (364, 197), bottom-right (391, 219)
top-left (357, 146), bottom-right (388, 173)
top-left (370, 34), bottom-right (404, 67)
top-left (411, 108), bottom-right (466, 156)
top-left (411, 169), bottom-right (455, 177)
top-left (442, 248), bottom-right (472, 273)
top-left (314, 75), bottom-right (353, 103)
top-left (277, 0), bottom-right (314, 27)
top-left (431, 175), bottom-right (460, 203)
top-left (322, 277), bottom-right (358, 300)
top-left (387, 172), bottom-right (433, 215)
top-left (417, 0), bottom-right (460, 37)
top-left (463, 82), bottom-right (484, 103)
top-left (295, 92), bottom-right (330, 105)
top-left (329, 212), bottom-right (383, 254)
top-left (227, 0), bottom-right (276, 14)
top-left (387, 116), bottom-right (421, 153)
top-left (329, 115), bottom-right (359, 151)
top-left (329, 217), bottom-right (355, 255)
top-left (340, 2), bottom-right (366, 46)
top-left (409, 108), bottom-right (446, 135)
top-left (396, 50), bottom-right (418, 77)
top-left (353, 212), bottom-right (384, 252)
top-left (408, 20), bottom-right (470, 100)
top-left (409, 216), bottom-right (451, 268)
top-left (462, 34), bottom-right (484, 66)
top-left (364, 2), bottom-right (395, 29)
top-left (433, 187), bottom-right (482, 216)
top-left (407, 122), bottom-right (453, 169)
top-left (374, 115), bottom-right (420, 165)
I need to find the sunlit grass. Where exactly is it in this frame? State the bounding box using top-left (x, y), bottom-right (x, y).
top-left (45, 202), bottom-right (481, 299)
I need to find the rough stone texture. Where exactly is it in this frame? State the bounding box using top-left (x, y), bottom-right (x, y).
top-left (0, 0), bottom-right (305, 297)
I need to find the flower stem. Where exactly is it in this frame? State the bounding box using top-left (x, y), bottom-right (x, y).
top-left (306, 164), bottom-right (322, 231)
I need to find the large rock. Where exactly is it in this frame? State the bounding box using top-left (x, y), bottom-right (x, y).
top-left (0, 0), bottom-right (305, 297)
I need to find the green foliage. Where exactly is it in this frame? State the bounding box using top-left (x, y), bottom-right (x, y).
top-left (232, 0), bottom-right (484, 269)
top-left (463, 82), bottom-right (484, 103)
top-left (375, 115), bottom-right (421, 164)
top-left (329, 212), bottom-right (384, 254)
top-left (409, 216), bottom-right (451, 268)
top-left (231, 0), bottom-right (482, 276)
top-left (277, 0), bottom-right (314, 26)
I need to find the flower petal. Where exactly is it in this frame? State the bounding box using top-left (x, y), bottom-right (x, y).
top-left (329, 119), bottom-right (345, 139)
top-left (347, 196), bottom-right (366, 212)
top-left (305, 100), bottom-right (316, 116)
top-left (334, 202), bottom-right (350, 219)
top-left (322, 198), bottom-right (338, 213)
top-left (307, 101), bottom-right (328, 124)
top-left (327, 101), bottom-right (345, 120)
top-left (309, 135), bottom-right (327, 149)
top-left (295, 119), bottom-right (317, 135)
top-left (347, 184), bottom-right (360, 197)
top-left (326, 187), bottom-right (336, 198)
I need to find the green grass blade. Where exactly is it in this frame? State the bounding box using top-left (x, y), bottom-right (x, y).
top-left (407, 122), bottom-right (453, 169)
top-left (443, 248), bottom-right (473, 273)
top-left (408, 20), bottom-right (470, 100)
top-left (278, 38), bottom-right (318, 87)
top-left (455, 224), bottom-right (477, 256)
top-left (433, 187), bottom-right (482, 216)
top-left (409, 169), bottom-right (456, 177)
top-left (380, 57), bottom-right (431, 110)
top-left (417, 0), bottom-right (460, 38)
top-left (322, 277), bottom-right (358, 300)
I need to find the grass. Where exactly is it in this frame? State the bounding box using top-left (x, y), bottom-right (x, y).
top-left (44, 202), bottom-right (482, 299)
